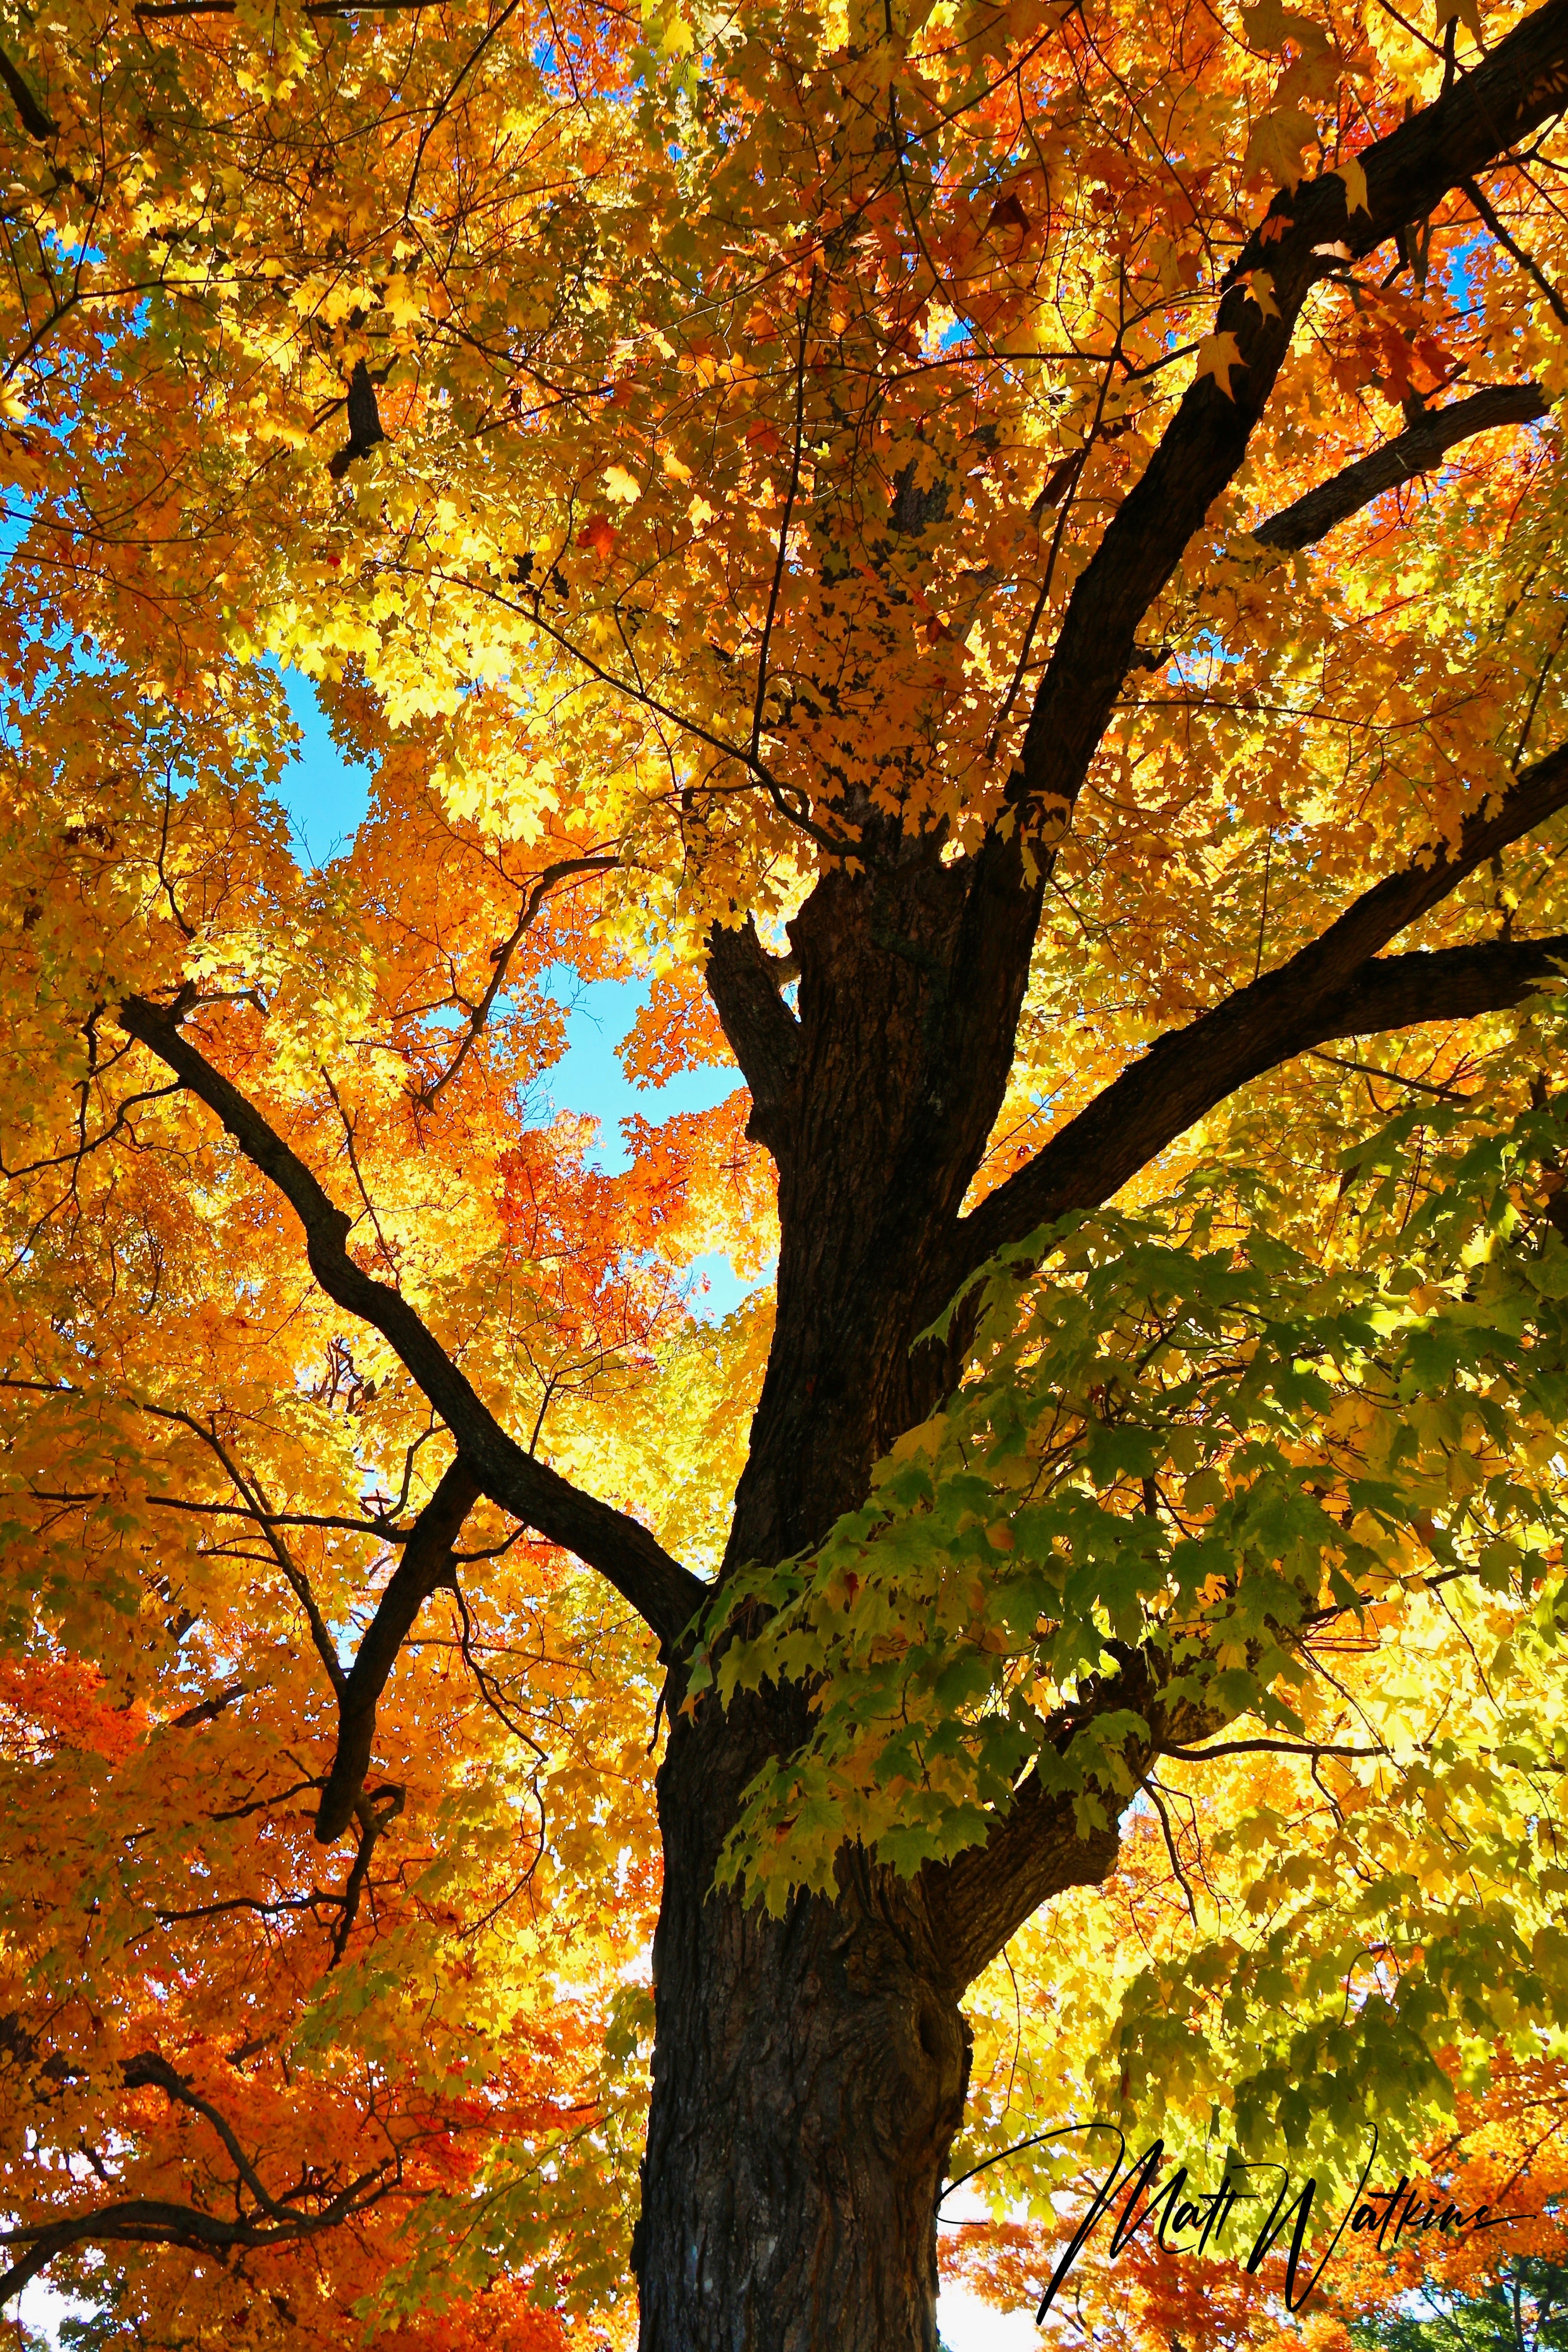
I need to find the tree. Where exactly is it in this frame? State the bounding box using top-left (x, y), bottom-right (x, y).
top-left (1, 0), bottom-right (1568, 2341)
top-left (1353, 2258), bottom-right (1568, 2352)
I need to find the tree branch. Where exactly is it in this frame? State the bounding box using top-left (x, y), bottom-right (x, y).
top-left (415, 855), bottom-right (620, 1111)
top-left (1462, 175), bottom-right (1568, 331)
top-left (704, 916), bottom-right (801, 1154)
top-left (923, 1645), bottom-right (1221, 1986)
top-left (120, 2053), bottom-right (289, 2218)
top-left (0, 43), bottom-right (55, 141)
top-left (950, 740), bottom-right (1568, 1287)
top-left (316, 1457), bottom-right (482, 1842)
top-left (1008, 0), bottom-right (1568, 835)
top-left (923, 1770), bottom-right (1125, 1990)
top-left (0, 2183), bottom-right (392, 2306)
top-left (115, 997), bottom-right (706, 1657)
top-left (1309, 929), bottom-right (1568, 1031)
top-left (327, 358), bottom-right (387, 479)
top-left (1, 2054), bottom-right (393, 2303)
top-left (1255, 383), bottom-right (1551, 550)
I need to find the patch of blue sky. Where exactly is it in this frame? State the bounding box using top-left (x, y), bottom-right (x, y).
top-left (0, 490), bottom-right (34, 573)
top-left (536, 964), bottom-right (765, 1320)
top-left (1443, 228), bottom-right (1485, 313)
top-left (537, 968), bottom-right (731, 1166)
top-left (269, 660), bottom-right (375, 862)
top-left (273, 689), bottom-right (764, 1319)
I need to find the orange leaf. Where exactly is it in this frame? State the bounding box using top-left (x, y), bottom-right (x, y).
top-left (576, 514), bottom-right (618, 558)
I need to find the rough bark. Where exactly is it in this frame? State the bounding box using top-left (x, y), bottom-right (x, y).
top-left (716, 835), bottom-right (1044, 1568)
top-left (635, 1686), bottom-right (969, 2352)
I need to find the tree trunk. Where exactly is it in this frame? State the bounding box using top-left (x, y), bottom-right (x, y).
top-left (635, 1687), bottom-right (972, 2352)
top-left (632, 845), bottom-right (1046, 2346)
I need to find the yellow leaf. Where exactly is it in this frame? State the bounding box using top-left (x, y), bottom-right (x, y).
top-left (1243, 104), bottom-right (1316, 191)
top-left (888, 1414), bottom-right (948, 1464)
top-left (1242, 0), bottom-right (1329, 46)
top-left (1333, 154), bottom-right (1371, 215)
top-left (1194, 331), bottom-right (1247, 399)
top-left (382, 275), bottom-right (423, 329)
top-left (1244, 269), bottom-right (1281, 319)
top-left (603, 464), bottom-right (641, 504)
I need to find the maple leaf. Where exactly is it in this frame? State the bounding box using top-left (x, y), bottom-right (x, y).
top-left (1193, 330), bottom-right (1247, 397)
top-left (576, 514), bottom-right (618, 557)
top-left (1243, 268), bottom-right (1282, 318)
top-left (1334, 152), bottom-right (1372, 214)
top-left (985, 190), bottom-right (1032, 236)
top-left (1243, 103), bottom-right (1318, 191)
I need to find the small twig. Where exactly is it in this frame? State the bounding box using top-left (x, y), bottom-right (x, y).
top-left (321, 1071), bottom-right (396, 1271)
top-left (1462, 175), bottom-right (1568, 330)
top-left (415, 856), bottom-right (618, 1110)
top-left (1308, 1049), bottom-right (1469, 1100)
top-left (1142, 1775), bottom-right (1199, 1923)
top-left (750, 271), bottom-right (815, 772)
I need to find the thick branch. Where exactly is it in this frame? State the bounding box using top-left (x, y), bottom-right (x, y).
top-left (1312, 930), bottom-right (1568, 1032)
top-left (923, 1647), bottom-right (1216, 1985)
top-left (120, 2054), bottom-right (286, 2217)
top-left (952, 740), bottom-right (1568, 1286)
top-left (316, 1457), bottom-right (482, 1842)
top-left (704, 916), bottom-right (800, 1153)
top-left (1256, 383), bottom-right (1550, 550)
top-left (0, 43), bottom-right (55, 140)
top-left (327, 358), bottom-right (386, 479)
top-left (1011, 0), bottom-right (1568, 830)
top-left (923, 1773), bottom-right (1124, 1990)
top-left (115, 997), bottom-right (705, 1656)
top-left (0, 2185), bottom-right (389, 2305)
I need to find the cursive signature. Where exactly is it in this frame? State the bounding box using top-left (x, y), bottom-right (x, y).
top-left (943, 2120), bottom-right (1534, 2322)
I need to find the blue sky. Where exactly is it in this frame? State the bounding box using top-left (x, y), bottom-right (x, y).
top-left (271, 670), bottom-right (758, 1318)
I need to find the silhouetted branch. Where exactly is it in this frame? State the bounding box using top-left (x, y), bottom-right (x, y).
top-left (1256, 383), bottom-right (1550, 549)
top-left (114, 997), bottom-right (705, 1656)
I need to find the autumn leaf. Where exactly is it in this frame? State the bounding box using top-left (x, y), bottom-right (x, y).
top-left (1193, 329), bottom-right (1247, 397)
top-left (1243, 103), bottom-right (1318, 190)
top-left (1334, 152), bottom-right (1372, 214)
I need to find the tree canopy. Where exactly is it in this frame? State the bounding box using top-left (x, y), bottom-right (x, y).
top-left (1, 0), bottom-right (1568, 2339)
